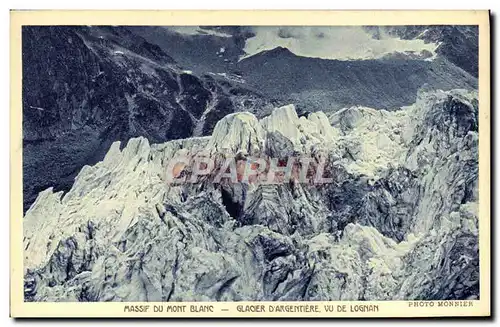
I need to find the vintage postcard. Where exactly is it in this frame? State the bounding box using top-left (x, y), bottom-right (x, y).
top-left (10, 10), bottom-right (491, 318)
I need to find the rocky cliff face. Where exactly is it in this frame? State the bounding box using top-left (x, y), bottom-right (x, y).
top-left (23, 89), bottom-right (479, 301)
top-left (22, 26), bottom-right (276, 212)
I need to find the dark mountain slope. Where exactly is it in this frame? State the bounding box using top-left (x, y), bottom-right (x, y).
top-left (133, 26), bottom-right (478, 113)
top-left (128, 26), bottom-right (250, 74)
top-left (236, 47), bottom-right (477, 112)
top-left (22, 26), bottom-right (275, 212)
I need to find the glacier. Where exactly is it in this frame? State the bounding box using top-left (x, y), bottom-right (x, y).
top-left (23, 89), bottom-right (479, 302)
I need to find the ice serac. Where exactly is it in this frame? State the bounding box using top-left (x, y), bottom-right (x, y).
top-left (23, 89), bottom-right (479, 302)
top-left (261, 104), bottom-right (340, 153)
top-left (329, 105), bottom-right (410, 177)
top-left (208, 112), bottom-right (265, 155)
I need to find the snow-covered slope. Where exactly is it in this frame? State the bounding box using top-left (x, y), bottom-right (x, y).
top-left (24, 89), bottom-right (479, 301)
top-left (241, 26), bottom-right (439, 61)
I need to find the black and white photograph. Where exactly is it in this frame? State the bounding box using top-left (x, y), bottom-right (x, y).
top-left (9, 9), bottom-right (491, 318)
